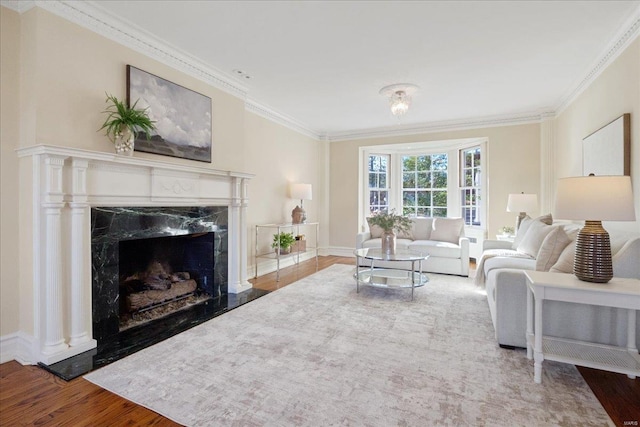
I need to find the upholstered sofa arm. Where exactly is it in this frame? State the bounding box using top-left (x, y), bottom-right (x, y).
top-left (459, 237), bottom-right (470, 254)
top-left (483, 239), bottom-right (513, 251)
top-left (491, 268), bottom-right (529, 347)
top-left (356, 232), bottom-right (371, 249)
top-left (459, 237), bottom-right (470, 276)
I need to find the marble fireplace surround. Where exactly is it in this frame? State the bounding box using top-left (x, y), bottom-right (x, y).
top-left (17, 145), bottom-right (253, 365)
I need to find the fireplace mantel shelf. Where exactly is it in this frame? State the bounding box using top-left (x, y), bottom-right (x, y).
top-left (17, 144), bottom-right (253, 365)
top-left (17, 144), bottom-right (255, 179)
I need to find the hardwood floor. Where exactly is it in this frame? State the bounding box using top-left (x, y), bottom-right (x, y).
top-left (1, 256), bottom-right (637, 426)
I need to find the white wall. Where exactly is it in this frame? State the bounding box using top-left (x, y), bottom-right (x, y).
top-left (554, 37), bottom-right (639, 232)
top-left (1, 7), bottom-right (21, 336)
top-left (244, 112), bottom-right (325, 274)
top-left (328, 124), bottom-right (541, 251)
top-left (0, 6), bottom-right (324, 347)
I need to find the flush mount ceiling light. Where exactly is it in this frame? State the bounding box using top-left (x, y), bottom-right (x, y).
top-left (379, 83), bottom-right (420, 117)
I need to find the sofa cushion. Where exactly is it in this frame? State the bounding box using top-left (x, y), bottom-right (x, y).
top-left (410, 217), bottom-right (433, 240)
top-left (430, 217), bottom-right (464, 244)
top-left (535, 226), bottom-right (571, 271)
top-left (549, 242), bottom-right (576, 274)
top-left (362, 238), bottom-right (412, 250)
top-left (483, 255), bottom-right (535, 276)
top-left (511, 213), bottom-right (553, 250)
top-left (365, 217), bottom-right (384, 239)
top-left (516, 219), bottom-right (554, 258)
top-left (409, 240), bottom-right (461, 258)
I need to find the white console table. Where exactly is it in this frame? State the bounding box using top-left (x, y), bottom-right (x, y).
top-left (524, 271), bottom-right (640, 384)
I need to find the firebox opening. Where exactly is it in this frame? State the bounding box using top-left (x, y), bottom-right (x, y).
top-left (118, 232), bottom-right (217, 331)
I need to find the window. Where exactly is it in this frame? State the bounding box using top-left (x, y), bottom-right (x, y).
top-left (368, 154), bottom-right (389, 214)
top-left (360, 139), bottom-right (487, 233)
top-left (402, 154), bottom-right (448, 217)
top-left (460, 147), bottom-right (482, 226)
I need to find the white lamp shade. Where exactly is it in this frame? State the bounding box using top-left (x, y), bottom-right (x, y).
top-left (506, 193), bottom-right (538, 213)
top-left (555, 175), bottom-right (635, 221)
top-left (290, 183), bottom-right (312, 200)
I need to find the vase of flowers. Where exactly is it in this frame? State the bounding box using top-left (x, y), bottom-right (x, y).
top-left (98, 93), bottom-right (155, 156)
top-left (368, 210), bottom-right (412, 255)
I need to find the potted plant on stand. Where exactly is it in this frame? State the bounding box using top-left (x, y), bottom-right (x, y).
top-left (272, 232), bottom-right (296, 255)
top-left (368, 210), bottom-right (412, 255)
top-left (98, 93), bottom-right (156, 156)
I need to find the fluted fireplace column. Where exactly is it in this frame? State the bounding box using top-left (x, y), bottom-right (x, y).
top-left (40, 157), bottom-right (69, 359)
top-left (68, 159), bottom-right (94, 349)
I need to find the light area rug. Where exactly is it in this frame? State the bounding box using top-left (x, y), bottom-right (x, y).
top-left (85, 264), bottom-right (611, 426)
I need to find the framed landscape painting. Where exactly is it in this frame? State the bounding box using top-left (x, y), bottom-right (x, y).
top-left (582, 113), bottom-right (630, 176)
top-left (127, 65), bottom-right (212, 162)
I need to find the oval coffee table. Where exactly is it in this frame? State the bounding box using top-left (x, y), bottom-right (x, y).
top-left (354, 248), bottom-right (429, 300)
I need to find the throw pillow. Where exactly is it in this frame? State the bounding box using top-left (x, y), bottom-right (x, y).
top-left (511, 213), bottom-right (553, 250)
top-left (430, 217), bottom-right (464, 244)
top-left (550, 242), bottom-right (576, 274)
top-left (535, 226), bottom-right (571, 271)
top-left (366, 217), bottom-right (384, 239)
top-left (516, 219), bottom-right (554, 258)
top-left (410, 217), bottom-right (432, 240)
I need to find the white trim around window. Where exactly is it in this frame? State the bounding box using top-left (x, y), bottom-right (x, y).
top-left (358, 138), bottom-right (487, 235)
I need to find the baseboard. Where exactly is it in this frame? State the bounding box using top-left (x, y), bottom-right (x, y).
top-left (248, 247), bottom-right (356, 278)
top-left (326, 247), bottom-right (356, 257)
top-left (0, 331), bottom-right (35, 365)
top-left (250, 250), bottom-right (318, 278)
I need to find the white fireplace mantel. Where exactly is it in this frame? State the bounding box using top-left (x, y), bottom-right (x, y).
top-left (16, 145), bottom-right (254, 365)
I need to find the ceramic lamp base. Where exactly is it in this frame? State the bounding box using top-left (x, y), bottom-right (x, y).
top-left (573, 220), bottom-right (612, 283)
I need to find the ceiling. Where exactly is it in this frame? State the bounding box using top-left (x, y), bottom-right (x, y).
top-left (75, 1), bottom-right (640, 138)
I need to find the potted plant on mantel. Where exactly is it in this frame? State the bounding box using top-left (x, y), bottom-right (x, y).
top-left (368, 210), bottom-right (412, 255)
top-left (272, 231), bottom-right (296, 255)
top-left (98, 93), bottom-right (156, 156)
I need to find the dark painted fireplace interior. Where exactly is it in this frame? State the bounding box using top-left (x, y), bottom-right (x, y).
top-left (91, 206), bottom-right (228, 341)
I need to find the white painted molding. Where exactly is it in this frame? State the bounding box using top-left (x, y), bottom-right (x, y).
top-left (327, 247), bottom-right (357, 258)
top-left (245, 98), bottom-right (321, 140)
top-left (325, 112), bottom-right (550, 142)
top-left (555, 4), bottom-right (640, 115)
top-left (0, 332), bottom-right (35, 365)
top-left (32, 0), bottom-right (248, 100)
top-left (18, 145), bottom-right (254, 365)
top-left (0, 0), bottom-right (35, 13)
top-left (6, 1), bottom-right (639, 142)
top-left (250, 250), bottom-right (319, 279)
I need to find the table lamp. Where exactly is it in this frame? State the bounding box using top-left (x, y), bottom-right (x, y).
top-left (555, 175), bottom-right (635, 283)
top-left (290, 183), bottom-right (312, 224)
top-left (507, 193), bottom-right (538, 230)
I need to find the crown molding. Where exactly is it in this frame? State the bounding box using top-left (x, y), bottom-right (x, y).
top-left (6, 1), bottom-right (639, 143)
top-left (324, 111), bottom-right (551, 142)
top-left (554, 4), bottom-right (640, 115)
top-left (0, 0), bottom-right (35, 13)
top-left (33, 1), bottom-right (249, 100)
top-left (245, 99), bottom-right (321, 140)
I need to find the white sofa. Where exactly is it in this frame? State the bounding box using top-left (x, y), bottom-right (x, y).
top-left (477, 215), bottom-right (640, 348)
top-left (356, 217), bottom-right (470, 276)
